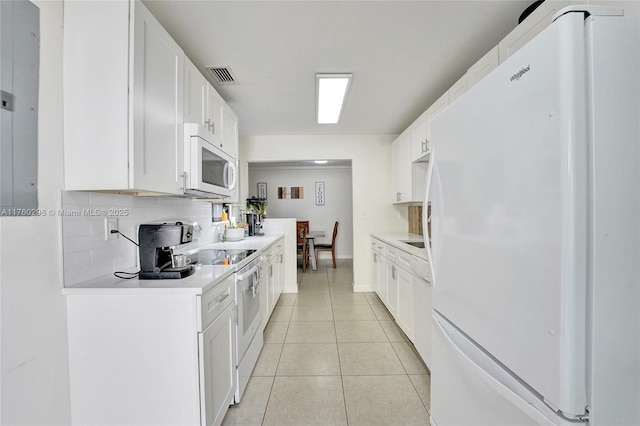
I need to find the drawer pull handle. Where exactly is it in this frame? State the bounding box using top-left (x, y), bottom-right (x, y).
top-left (208, 292), bottom-right (230, 310)
top-left (215, 293), bottom-right (230, 303)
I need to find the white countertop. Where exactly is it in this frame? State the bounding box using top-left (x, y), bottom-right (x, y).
top-left (62, 235), bottom-right (282, 295)
top-left (370, 232), bottom-right (429, 260)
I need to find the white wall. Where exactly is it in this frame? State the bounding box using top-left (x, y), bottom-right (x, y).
top-left (240, 135), bottom-right (405, 292)
top-left (0, 1), bottom-right (71, 423)
top-left (61, 191), bottom-right (216, 286)
top-left (248, 165), bottom-right (353, 259)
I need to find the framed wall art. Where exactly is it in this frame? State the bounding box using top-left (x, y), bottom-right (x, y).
top-left (315, 182), bottom-right (325, 205)
top-left (257, 182), bottom-right (267, 198)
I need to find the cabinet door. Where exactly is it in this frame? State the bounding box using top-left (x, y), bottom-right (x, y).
top-left (401, 134), bottom-right (413, 202)
top-left (268, 259), bottom-right (277, 314)
top-left (223, 104), bottom-right (238, 159)
top-left (449, 74), bottom-right (468, 104)
top-left (498, 0), bottom-right (569, 62)
top-left (131, 0), bottom-right (184, 194)
top-left (223, 105), bottom-right (240, 202)
top-left (372, 251), bottom-right (380, 295)
top-left (206, 84), bottom-right (225, 148)
top-left (467, 46), bottom-right (499, 88)
top-left (199, 303), bottom-right (236, 426)
top-left (396, 266), bottom-right (414, 341)
top-left (184, 57), bottom-right (207, 126)
top-left (391, 134), bottom-right (403, 203)
top-left (410, 112), bottom-right (429, 162)
top-left (425, 91), bottom-right (450, 152)
top-left (391, 131), bottom-right (412, 203)
top-left (413, 273), bottom-right (433, 368)
top-left (275, 250), bottom-right (284, 296)
top-left (63, 1), bottom-right (131, 190)
top-left (377, 254), bottom-right (388, 305)
top-left (385, 262), bottom-right (399, 318)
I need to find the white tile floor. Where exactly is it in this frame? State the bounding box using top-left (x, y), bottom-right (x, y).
top-left (222, 259), bottom-right (431, 426)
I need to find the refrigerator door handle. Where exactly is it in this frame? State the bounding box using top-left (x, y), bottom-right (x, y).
top-left (433, 314), bottom-right (571, 424)
top-left (424, 149), bottom-right (443, 284)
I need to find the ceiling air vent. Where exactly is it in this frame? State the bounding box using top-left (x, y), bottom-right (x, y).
top-left (206, 66), bottom-right (238, 85)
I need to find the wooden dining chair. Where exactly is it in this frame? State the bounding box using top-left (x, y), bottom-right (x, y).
top-left (296, 220), bottom-right (309, 272)
top-left (315, 221), bottom-right (338, 268)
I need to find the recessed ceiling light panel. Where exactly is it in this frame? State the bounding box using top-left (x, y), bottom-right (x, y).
top-left (316, 73), bottom-right (352, 124)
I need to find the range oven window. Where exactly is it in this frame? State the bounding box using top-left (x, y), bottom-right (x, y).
top-left (235, 258), bottom-right (263, 362)
top-left (240, 273), bottom-right (260, 335)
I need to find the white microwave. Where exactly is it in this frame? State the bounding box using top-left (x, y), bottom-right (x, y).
top-left (183, 123), bottom-right (237, 198)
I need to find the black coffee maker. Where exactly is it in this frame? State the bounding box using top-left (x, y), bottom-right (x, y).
top-left (246, 197), bottom-right (266, 236)
top-left (246, 212), bottom-right (263, 236)
top-left (138, 222), bottom-right (196, 279)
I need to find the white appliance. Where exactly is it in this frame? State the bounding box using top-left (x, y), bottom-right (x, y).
top-left (184, 123), bottom-right (237, 198)
top-left (234, 255), bottom-right (264, 402)
top-left (424, 6), bottom-right (639, 425)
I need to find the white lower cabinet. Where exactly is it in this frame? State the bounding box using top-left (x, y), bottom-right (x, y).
top-left (396, 263), bottom-right (414, 341)
top-left (371, 240), bottom-right (385, 298)
top-left (385, 260), bottom-right (399, 318)
top-left (372, 237), bottom-right (416, 343)
top-left (261, 242), bottom-right (285, 327)
top-left (412, 255), bottom-right (433, 369)
top-left (275, 245), bottom-right (284, 296)
top-left (65, 274), bottom-right (236, 425)
top-left (200, 302), bottom-right (236, 426)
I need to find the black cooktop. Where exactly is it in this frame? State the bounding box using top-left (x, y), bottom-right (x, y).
top-left (189, 249), bottom-right (257, 266)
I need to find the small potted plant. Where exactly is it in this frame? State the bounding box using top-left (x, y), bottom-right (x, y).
top-left (246, 197), bottom-right (267, 217)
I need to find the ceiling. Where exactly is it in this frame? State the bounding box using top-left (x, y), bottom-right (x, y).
top-left (144, 0), bottom-right (533, 138)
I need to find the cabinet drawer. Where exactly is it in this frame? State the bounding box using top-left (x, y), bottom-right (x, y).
top-left (200, 274), bottom-right (235, 331)
top-left (385, 245), bottom-right (398, 261)
top-left (397, 251), bottom-right (412, 271)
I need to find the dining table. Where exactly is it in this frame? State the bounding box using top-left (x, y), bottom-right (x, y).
top-left (306, 231), bottom-right (325, 271)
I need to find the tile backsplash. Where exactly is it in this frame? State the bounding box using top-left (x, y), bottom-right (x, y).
top-left (61, 191), bottom-right (219, 286)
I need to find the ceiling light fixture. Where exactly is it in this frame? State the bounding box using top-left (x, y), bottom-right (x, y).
top-left (316, 73), bottom-right (352, 124)
top-left (314, 160), bottom-right (328, 164)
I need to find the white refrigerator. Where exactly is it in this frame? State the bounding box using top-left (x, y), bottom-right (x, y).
top-left (424, 6), bottom-right (639, 425)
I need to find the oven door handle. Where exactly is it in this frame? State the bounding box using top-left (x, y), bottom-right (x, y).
top-left (237, 264), bottom-right (259, 281)
top-left (252, 267), bottom-right (263, 296)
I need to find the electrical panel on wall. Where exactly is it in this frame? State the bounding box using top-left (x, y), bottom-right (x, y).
top-left (1, 0), bottom-right (39, 215)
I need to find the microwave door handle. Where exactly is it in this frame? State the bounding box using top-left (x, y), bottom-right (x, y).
top-left (222, 162), bottom-right (229, 188)
top-left (228, 161), bottom-right (237, 190)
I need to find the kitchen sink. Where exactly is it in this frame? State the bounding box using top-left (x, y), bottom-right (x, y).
top-left (401, 240), bottom-right (425, 249)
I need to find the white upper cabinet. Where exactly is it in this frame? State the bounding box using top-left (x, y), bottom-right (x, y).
top-left (499, 0), bottom-right (570, 62)
top-left (425, 91), bottom-right (450, 150)
top-left (184, 57), bottom-right (207, 126)
top-left (223, 104), bottom-right (240, 203)
top-left (467, 46), bottom-right (500, 87)
top-left (391, 130), bottom-right (413, 203)
top-left (410, 112), bottom-right (428, 162)
top-left (184, 60), bottom-right (239, 162)
top-left (206, 84), bottom-right (225, 149)
top-left (223, 104), bottom-right (238, 160)
top-left (64, 0), bottom-right (184, 195)
top-left (448, 74), bottom-right (469, 105)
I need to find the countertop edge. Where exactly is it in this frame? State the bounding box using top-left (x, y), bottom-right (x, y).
top-left (370, 232), bottom-right (428, 260)
top-left (62, 235), bottom-right (283, 294)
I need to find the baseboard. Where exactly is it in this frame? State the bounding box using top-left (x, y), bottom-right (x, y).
top-left (353, 282), bottom-right (373, 293)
